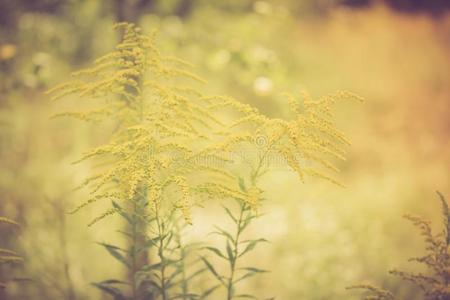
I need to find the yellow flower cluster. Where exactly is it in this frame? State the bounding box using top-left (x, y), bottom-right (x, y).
top-left (48, 23), bottom-right (242, 224)
top-left (209, 90), bottom-right (362, 188)
top-left (49, 23), bottom-right (357, 224)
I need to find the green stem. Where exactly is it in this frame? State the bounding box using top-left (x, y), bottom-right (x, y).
top-left (174, 221), bottom-right (189, 300)
top-left (156, 205), bottom-right (169, 300)
top-left (251, 147), bottom-right (270, 185)
top-left (226, 146), bottom-right (267, 300)
top-left (131, 200), bottom-right (138, 300)
top-left (130, 187), bottom-right (149, 300)
top-left (226, 202), bottom-right (246, 300)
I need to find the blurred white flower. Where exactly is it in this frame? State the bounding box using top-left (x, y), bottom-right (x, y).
top-left (253, 76), bottom-right (273, 96)
top-left (253, 1), bottom-right (272, 15)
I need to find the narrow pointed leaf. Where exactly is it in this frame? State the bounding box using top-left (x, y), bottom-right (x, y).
top-left (204, 246), bottom-right (226, 259)
top-left (200, 256), bottom-right (225, 285)
top-left (92, 282), bottom-right (127, 300)
top-left (238, 177), bottom-right (246, 192)
top-left (226, 240), bottom-right (235, 264)
top-left (97, 242), bottom-right (130, 267)
top-left (235, 294), bottom-right (257, 299)
top-left (222, 205), bottom-right (237, 223)
top-left (211, 226), bottom-right (235, 243)
top-left (238, 239), bottom-right (267, 257)
top-left (199, 284), bottom-right (221, 299)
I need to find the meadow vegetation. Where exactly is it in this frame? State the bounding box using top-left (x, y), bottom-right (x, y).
top-left (0, 1), bottom-right (449, 300)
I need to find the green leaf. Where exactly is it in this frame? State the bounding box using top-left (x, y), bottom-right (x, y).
top-left (96, 279), bottom-right (129, 285)
top-left (186, 267), bottom-right (207, 281)
top-left (238, 239), bottom-right (267, 257)
top-left (204, 246), bottom-right (226, 259)
top-left (97, 242), bottom-right (130, 268)
top-left (199, 284), bottom-right (221, 299)
top-left (226, 240), bottom-right (235, 264)
top-left (92, 282), bottom-right (127, 300)
top-left (170, 293), bottom-right (200, 300)
top-left (235, 294), bottom-right (257, 299)
top-left (165, 230), bottom-right (175, 246)
top-left (238, 177), bottom-right (247, 192)
top-left (200, 256), bottom-right (225, 285)
top-left (238, 215), bottom-right (256, 234)
top-left (166, 268), bottom-right (183, 288)
top-left (135, 271), bottom-right (160, 292)
top-left (239, 267), bottom-right (268, 273)
top-left (222, 205), bottom-right (237, 223)
top-left (234, 268), bottom-right (268, 283)
top-left (139, 262), bottom-right (162, 272)
top-left (211, 226), bottom-right (235, 243)
top-left (161, 258), bottom-right (182, 268)
top-left (139, 236), bottom-right (162, 252)
top-left (111, 201), bottom-right (132, 224)
top-left (170, 268), bottom-right (207, 290)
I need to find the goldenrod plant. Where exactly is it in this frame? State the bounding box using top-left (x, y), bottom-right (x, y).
top-left (47, 22), bottom-right (243, 300)
top-left (199, 90), bottom-right (361, 299)
top-left (0, 216), bottom-right (22, 289)
top-left (348, 192), bottom-right (450, 300)
top-left (48, 22), bottom-right (358, 300)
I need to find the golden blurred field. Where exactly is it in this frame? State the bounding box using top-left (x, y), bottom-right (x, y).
top-left (0, 1), bottom-right (449, 300)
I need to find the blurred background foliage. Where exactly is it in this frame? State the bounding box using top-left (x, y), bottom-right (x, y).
top-left (0, 0), bottom-right (449, 299)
